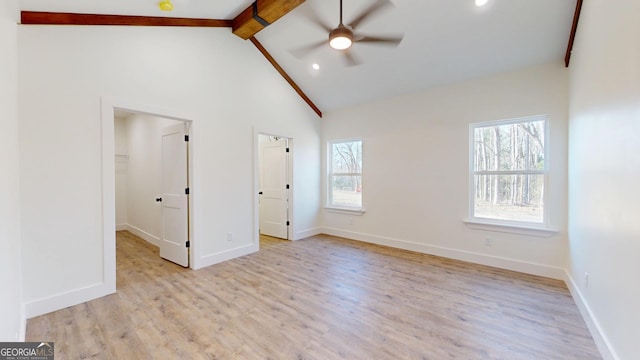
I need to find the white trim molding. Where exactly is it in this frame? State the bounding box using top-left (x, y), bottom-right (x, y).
top-left (25, 282), bottom-right (114, 319)
top-left (294, 227), bottom-right (323, 240)
top-left (321, 227), bottom-right (565, 280)
top-left (324, 207), bottom-right (366, 216)
top-left (193, 243), bottom-right (258, 270)
top-left (463, 219), bottom-right (558, 237)
top-left (123, 224), bottom-right (160, 247)
top-left (564, 271), bottom-right (619, 360)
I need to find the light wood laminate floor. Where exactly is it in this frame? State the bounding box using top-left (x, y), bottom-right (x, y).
top-left (27, 231), bottom-right (601, 359)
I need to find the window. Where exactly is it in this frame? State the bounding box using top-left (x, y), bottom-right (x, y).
top-left (328, 139), bottom-right (362, 209)
top-left (470, 115), bottom-right (547, 225)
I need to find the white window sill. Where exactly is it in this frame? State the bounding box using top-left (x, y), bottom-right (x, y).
top-left (324, 206), bottom-right (366, 216)
top-left (463, 219), bottom-right (557, 237)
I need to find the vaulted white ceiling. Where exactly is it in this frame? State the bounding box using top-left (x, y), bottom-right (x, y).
top-left (19, 0), bottom-right (577, 113)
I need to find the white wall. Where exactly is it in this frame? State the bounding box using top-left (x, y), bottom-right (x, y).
top-left (114, 116), bottom-right (128, 229)
top-left (18, 25), bottom-right (321, 317)
top-left (567, 0), bottom-right (640, 358)
top-left (0, 0), bottom-right (23, 341)
top-left (322, 62), bottom-right (569, 279)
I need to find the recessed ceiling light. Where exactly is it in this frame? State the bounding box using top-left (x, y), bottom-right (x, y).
top-left (475, 0), bottom-right (488, 7)
top-left (312, 63), bottom-right (320, 70)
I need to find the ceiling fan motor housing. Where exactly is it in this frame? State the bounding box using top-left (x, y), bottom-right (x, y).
top-left (329, 24), bottom-right (354, 50)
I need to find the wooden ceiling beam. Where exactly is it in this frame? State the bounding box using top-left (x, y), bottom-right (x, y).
top-left (564, 0), bottom-right (583, 67)
top-left (249, 37), bottom-right (322, 117)
top-left (20, 11), bottom-right (232, 27)
top-left (19, 8), bottom-right (320, 117)
top-left (232, 0), bottom-right (305, 40)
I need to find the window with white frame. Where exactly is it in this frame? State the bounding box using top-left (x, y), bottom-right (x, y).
top-left (470, 115), bottom-right (547, 225)
top-left (328, 139), bottom-right (362, 209)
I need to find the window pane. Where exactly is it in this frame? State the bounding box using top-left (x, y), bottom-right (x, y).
top-left (332, 175), bottom-right (362, 207)
top-left (474, 120), bottom-right (545, 172)
top-left (473, 174), bottom-right (544, 223)
top-left (332, 141), bottom-right (362, 174)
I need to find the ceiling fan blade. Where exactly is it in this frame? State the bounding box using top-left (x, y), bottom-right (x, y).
top-left (355, 34), bottom-right (404, 46)
top-left (290, 40), bottom-right (327, 59)
top-left (342, 50), bottom-right (362, 67)
top-left (348, 0), bottom-right (393, 29)
top-left (298, 4), bottom-right (333, 33)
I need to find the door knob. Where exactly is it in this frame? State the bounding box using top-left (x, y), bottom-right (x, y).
top-left (155, 197), bottom-right (162, 202)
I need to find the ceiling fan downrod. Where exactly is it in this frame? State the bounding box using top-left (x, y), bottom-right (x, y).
top-left (329, 0), bottom-right (354, 50)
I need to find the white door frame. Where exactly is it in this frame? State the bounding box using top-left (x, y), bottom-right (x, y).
top-left (253, 129), bottom-right (294, 247)
top-left (101, 97), bottom-right (197, 293)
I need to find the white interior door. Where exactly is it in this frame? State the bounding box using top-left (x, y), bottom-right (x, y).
top-left (159, 123), bottom-right (189, 267)
top-left (259, 137), bottom-right (289, 239)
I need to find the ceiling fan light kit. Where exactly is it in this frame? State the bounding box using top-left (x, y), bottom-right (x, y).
top-left (329, 25), bottom-right (353, 50)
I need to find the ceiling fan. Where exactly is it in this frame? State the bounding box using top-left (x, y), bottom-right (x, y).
top-left (293, 0), bottom-right (403, 66)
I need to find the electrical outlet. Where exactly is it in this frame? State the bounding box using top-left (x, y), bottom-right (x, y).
top-left (227, 232), bottom-right (233, 241)
top-left (584, 272), bottom-right (589, 289)
top-left (348, 218), bottom-right (353, 225)
top-left (484, 238), bottom-right (493, 246)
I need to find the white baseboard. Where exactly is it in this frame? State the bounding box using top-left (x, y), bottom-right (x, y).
top-left (193, 243), bottom-right (258, 270)
top-left (321, 227), bottom-right (565, 280)
top-left (124, 224), bottom-right (160, 247)
top-left (24, 281), bottom-right (115, 319)
top-left (115, 223), bottom-right (127, 231)
top-left (320, 227), bottom-right (615, 357)
top-left (293, 227), bottom-right (323, 240)
top-left (564, 271), bottom-right (618, 360)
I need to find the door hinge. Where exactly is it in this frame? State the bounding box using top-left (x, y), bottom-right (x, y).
top-left (286, 221), bottom-right (290, 226)
top-left (185, 187), bottom-right (190, 195)
top-left (186, 241), bottom-right (190, 248)
top-left (184, 135), bottom-right (189, 142)
top-left (286, 147), bottom-right (290, 153)
top-left (286, 184), bottom-right (290, 189)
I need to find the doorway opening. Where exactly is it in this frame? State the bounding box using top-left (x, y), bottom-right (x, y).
top-left (113, 110), bottom-right (191, 268)
top-left (257, 134), bottom-right (292, 241)
top-left (102, 98), bottom-right (197, 296)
